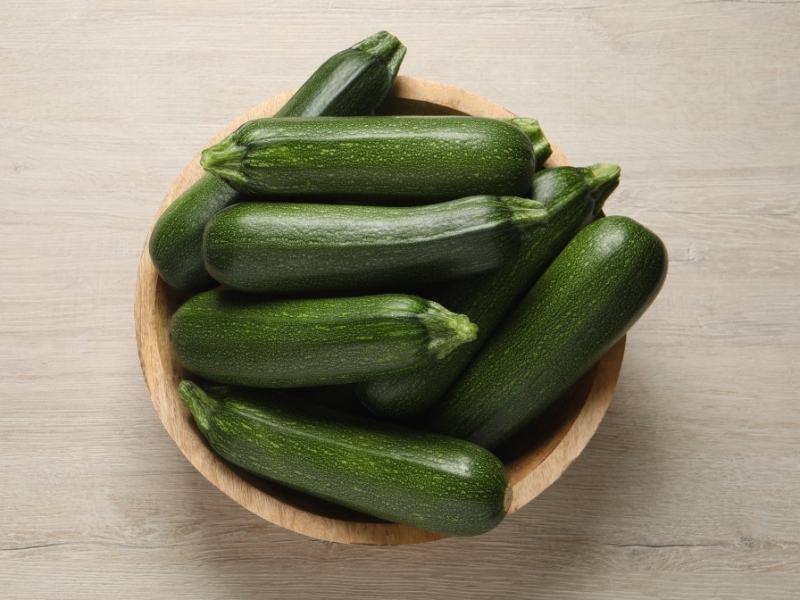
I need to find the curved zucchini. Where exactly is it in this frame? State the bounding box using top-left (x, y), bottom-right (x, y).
top-left (356, 164), bottom-right (621, 417)
top-left (425, 216), bottom-right (668, 449)
top-left (169, 291), bottom-right (477, 388)
top-left (200, 116), bottom-right (547, 203)
top-left (179, 381), bottom-right (511, 536)
top-left (148, 31), bottom-right (407, 292)
top-left (202, 196), bottom-right (548, 295)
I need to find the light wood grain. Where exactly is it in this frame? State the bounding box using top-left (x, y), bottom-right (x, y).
top-left (2, 0), bottom-right (799, 597)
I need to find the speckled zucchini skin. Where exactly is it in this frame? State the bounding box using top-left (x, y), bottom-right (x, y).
top-left (356, 164), bottom-right (621, 418)
top-left (274, 30), bottom-right (405, 118)
top-left (196, 379), bottom-right (369, 416)
top-left (200, 116), bottom-right (538, 203)
top-left (148, 31), bottom-right (406, 292)
top-left (202, 195), bottom-right (548, 294)
top-left (169, 291), bottom-right (477, 388)
top-left (179, 381), bottom-right (511, 536)
top-left (149, 175), bottom-right (240, 291)
top-left (424, 216), bottom-right (668, 449)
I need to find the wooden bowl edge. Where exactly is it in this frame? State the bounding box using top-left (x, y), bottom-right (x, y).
top-left (507, 337), bottom-right (625, 513)
top-left (134, 76), bottom-right (617, 545)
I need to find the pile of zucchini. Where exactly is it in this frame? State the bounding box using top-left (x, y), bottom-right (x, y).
top-left (150, 31), bottom-right (668, 538)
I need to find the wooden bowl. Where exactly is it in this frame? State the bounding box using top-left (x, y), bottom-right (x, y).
top-left (134, 76), bottom-right (625, 545)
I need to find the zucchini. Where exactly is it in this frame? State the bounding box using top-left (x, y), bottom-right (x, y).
top-left (195, 379), bottom-right (369, 416)
top-left (424, 216), bottom-right (668, 450)
top-left (274, 31), bottom-right (405, 118)
top-left (148, 175), bottom-right (240, 292)
top-left (356, 164), bottom-right (621, 417)
top-left (169, 291), bottom-right (477, 388)
top-left (202, 195), bottom-right (549, 295)
top-left (200, 116), bottom-right (548, 204)
top-left (179, 381), bottom-right (511, 536)
top-left (148, 31), bottom-right (406, 292)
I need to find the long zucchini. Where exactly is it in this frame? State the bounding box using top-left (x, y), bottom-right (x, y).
top-left (356, 164), bottom-right (621, 417)
top-left (148, 31), bottom-right (406, 292)
top-left (200, 116), bottom-right (549, 203)
top-left (179, 381), bottom-right (511, 536)
top-left (202, 195), bottom-right (548, 294)
top-left (196, 379), bottom-right (369, 416)
top-left (424, 216), bottom-right (668, 449)
top-left (169, 291), bottom-right (477, 388)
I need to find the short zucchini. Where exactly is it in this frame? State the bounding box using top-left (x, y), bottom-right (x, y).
top-left (148, 30), bottom-right (406, 292)
top-left (179, 381), bottom-right (511, 536)
top-left (203, 195), bottom-right (548, 294)
top-left (424, 216), bottom-right (668, 449)
top-left (200, 116), bottom-right (548, 203)
top-left (169, 291), bottom-right (477, 388)
top-left (356, 164), bottom-right (621, 417)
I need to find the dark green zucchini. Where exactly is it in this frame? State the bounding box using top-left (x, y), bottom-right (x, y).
top-left (169, 291), bottom-right (477, 388)
top-left (356, 164), bottom-right (621, 418)
top-left (194, 379), bottom-right (370, 416)
top-left (424, 216), bottom-right (668, 449)
top-left (179, 381), bottom-right (510, 536)
top-left (148, 31), bottom-right (406, 292)
top-left (274, 31), bottom-right (405, 118)
top-left (504, 118), bottom-right (552, 167)
top-left (202, 195), bottom-right (548, 295)
top-left (148, 176), bottom-right (239, 292)
top-left (200, 116), bottom-right (548, 203)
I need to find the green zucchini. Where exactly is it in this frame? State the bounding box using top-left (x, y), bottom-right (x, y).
top-left (424, 216), bottom-right (668, 450)
top-left (356, 164), bottom-right (621, 417)
top-left (148, 30), bottom-right (406, 292)
top-left (274, 31), bottom-right (405, 118)
top-left (148, 175), bottom-right (240, 292)
top-left (505, 118), bottom-right (552, 167)
top-left (195, 379), bottom-right (370, 416)
top-left (200, 116), bottom-right (548, 203)
top-left (169, 291), bottom-right (477, 388)
top-left (202, 195), bottom-right (549, 295)
top-left (179, 381), bottom-right (511, 536)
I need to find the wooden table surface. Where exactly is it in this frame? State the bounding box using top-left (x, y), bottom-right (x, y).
top-left (2, 2), bottom-right (798, 598)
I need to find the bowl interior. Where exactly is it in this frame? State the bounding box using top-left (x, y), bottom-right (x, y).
top-left (134, 76), bottom-right (625, 545)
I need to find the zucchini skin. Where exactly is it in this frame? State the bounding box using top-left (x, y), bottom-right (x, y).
top-left (179, 381), bottom-right (511, 537)
top-left (425, 216), bottom-right (668, 450)
top-left (275, 31), bottom-right (405, 118)
top-left (195, 379), bottom-right (370, 416)
top-left (148, 31), bottom-right (406, 292)
top-left (200, 116), bottom-right (538, 203)
top-left (169, 291), bottom-right (477, 388)
top-left (148, 175), bottom-right (239, 291)
top-left (356, 164), bottom-right (621, 418)
top-left (202, 196), bottom-right (548, 295)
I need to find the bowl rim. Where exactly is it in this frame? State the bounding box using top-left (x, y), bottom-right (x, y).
top-left (134, 75), bottom-right (625, 545)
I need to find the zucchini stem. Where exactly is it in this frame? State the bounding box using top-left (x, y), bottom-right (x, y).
top-left (179, 380), bottom-right (217, 434)
top-left (350, 31), bottom-right (407, 80)
top-left (506, 118), bottom-right (552, 169)
top-left (200, 139), bottom-right (247, 185)
top-left (502, 196), bottom-right (549, 229)
top-left (421, 302), bottom-right (478, 360)
top-left (582, 163), bottom-right (622, 216)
